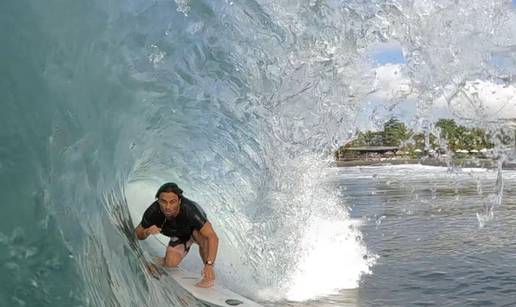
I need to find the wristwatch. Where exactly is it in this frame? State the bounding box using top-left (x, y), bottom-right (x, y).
top-left (205, 260), bottom-right (214, 265)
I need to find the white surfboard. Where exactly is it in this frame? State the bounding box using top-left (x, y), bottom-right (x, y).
top-left (156, 264), bottom-right (263, 307)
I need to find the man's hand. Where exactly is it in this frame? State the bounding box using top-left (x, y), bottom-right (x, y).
top-left (145, 225), bottom-right (161, 236)
top-left (196, 265), bottom-right (215, 288)
top-left (135, 224), bottom-right (161, 240)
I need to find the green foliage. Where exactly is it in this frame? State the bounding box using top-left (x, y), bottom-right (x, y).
top-left (346, 131), bottom-right (385, 147)
top-left (384, 118), bottom-right (411, 146)
top-left (493, 128), bottom-right (514, 147)
top-left (337, 117), bottom-right (497, 157)
top-left (435, 119), bottom-right (494, 151)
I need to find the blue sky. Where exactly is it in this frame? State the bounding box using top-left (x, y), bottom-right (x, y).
top-left (364, 41), bottom-right (453, 130)
top-left (363, 10), bottom-right (516, 132)
top-left (513, 0), bottom-right (516, 7)
top-left (370, 42), bottom-right (405, 65)
top-left (361, 43), bottom-right (413, 130)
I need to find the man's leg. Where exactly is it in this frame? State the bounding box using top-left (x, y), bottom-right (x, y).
top-left (164, 243), bottom-right (187, 267)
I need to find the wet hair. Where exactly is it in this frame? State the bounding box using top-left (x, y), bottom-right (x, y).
top-left (155, 182), bottom-right (183, 199)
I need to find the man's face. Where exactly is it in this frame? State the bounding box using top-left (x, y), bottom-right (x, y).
top-left (158, 192), bottom-right (180, 217)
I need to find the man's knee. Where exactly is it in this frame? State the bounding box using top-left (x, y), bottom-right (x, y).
top-left (164, 252), bottom-right (182, 267)
top-left (164, 256), bottom-right (181, 267)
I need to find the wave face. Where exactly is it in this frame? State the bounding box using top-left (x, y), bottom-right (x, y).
top-left (1, 0), bottom-right (515, 305)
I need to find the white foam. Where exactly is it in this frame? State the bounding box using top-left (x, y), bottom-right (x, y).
top-left (285, 216), bottom-right (375, 301)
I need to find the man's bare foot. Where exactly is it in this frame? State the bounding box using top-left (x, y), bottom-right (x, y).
top-left (195, 278), bottom-right (214, 288)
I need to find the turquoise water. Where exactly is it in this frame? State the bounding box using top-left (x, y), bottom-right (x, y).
top-left (2, 0), bottom-right (516, 306)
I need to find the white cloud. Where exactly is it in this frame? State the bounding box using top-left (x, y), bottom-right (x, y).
top-left (436, 80), bottom-right (516, 121)
top-left (351, 64), bottom-right (418, 131)
top-left (370, 63), bottom-right (516, 122)
top-left (371, 63), bottom-right (414, 101)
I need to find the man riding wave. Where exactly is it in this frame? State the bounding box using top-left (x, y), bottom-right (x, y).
top-left (135, 182), bottom-right (219, 288)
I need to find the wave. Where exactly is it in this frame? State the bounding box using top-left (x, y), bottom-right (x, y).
top-left (1, 0), bottom-right (515, 306)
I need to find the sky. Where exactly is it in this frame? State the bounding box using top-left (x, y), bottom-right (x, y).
top-left (366, 41), bottom-right (516, 131)
top-left (370, 42), bottom-right (405, 65)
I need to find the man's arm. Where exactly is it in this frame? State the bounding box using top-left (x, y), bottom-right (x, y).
top-left (135, 223), bottom-right (161, 240)
top-left (135, 224), bottom-right (149, 240)
top-left (199, 222), bottom-right (219, 263)
top-left (195, 222), bottom-right (219, 287)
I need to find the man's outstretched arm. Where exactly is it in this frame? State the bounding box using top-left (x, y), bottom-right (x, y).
top-left (135, 224), bottom-right (161, 240)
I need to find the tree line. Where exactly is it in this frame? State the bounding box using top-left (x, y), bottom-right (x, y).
top-left (338, 118), bottom-right (501, 156)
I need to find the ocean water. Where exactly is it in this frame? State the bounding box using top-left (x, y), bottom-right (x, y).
top-left (340, 165), bottom-right (516, 306)
top-left (1, 0), bottom-right (516, 306)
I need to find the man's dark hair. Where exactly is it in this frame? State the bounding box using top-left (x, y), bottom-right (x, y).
top-left (155, 182), bottom-right (183, 199)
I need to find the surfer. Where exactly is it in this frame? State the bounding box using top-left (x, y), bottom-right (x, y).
top-left (135, 182), bottom-right (219, 288)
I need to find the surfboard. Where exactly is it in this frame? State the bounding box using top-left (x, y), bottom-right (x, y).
top-left (154, 262), bottom-right (263, 307)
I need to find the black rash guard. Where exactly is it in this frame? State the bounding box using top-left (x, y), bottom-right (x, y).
top-left (140, 197), bottom-right (208, 247)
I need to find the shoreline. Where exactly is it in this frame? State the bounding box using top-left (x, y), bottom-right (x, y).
top-left (334, 158), bottom-right (516, 170)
